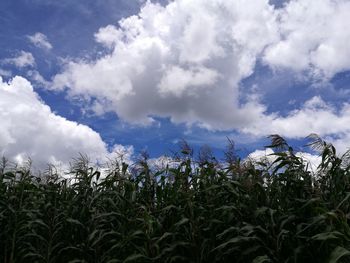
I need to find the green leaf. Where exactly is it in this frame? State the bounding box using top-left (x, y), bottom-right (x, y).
top-left (252, 255), bottom-right (271, 263)
top-left (329, 246), bottom-right (350, 263)
top-left (123, 254), bottom-right (149, 263)
top-left (337, 192), bottom-right (350, 209)
top-left (66, 218), bottom-right (84, 227)
top-left (213, 236), bottom-right (257, 251)
top-left (174, 218), bottom-right (189, 228)
top-left (311, 231), bottom-right (343, 241)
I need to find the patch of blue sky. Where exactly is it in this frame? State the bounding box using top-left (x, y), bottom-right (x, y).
top-left (240, 62), bottom-right (317, 115)
top-left (0, 0), bottom-right (142, 75)
top-left (268, 0), bottom-right (289, 8)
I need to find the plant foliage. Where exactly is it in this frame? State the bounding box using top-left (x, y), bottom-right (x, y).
top-left (1, 135), bottom-right (350, 262)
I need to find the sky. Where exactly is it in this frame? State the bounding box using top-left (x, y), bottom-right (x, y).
top-left (1, 0), bottom-right (350, 169)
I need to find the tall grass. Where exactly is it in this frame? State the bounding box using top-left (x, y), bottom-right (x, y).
top-left (1, 134), bottom-right (350, 262)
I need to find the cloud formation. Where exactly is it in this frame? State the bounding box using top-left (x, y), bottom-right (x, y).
top-left (51, 0), bottom-right (350, 146)
top-left (3, 51), bottom-right (35, 68)
top-left (52, 0), bottom-right (278, 128)
top-left (245, 96), bottom-right (350, 137)
top-left (27, 32), bottom-right (53, 50)
top-left (264, 0), bottom-right (350, 78)
top-left (0, 76), bottom-right (128, 168)
top-left (0, 69), bottom-right (12, 77)
top-left (247, 148), bottom-right (321, 172)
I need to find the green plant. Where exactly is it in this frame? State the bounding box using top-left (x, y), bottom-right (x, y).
top-left (1, 135), bottom-right (350, 262)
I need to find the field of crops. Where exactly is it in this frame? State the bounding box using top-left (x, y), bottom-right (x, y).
top-left (1, 135), bottom-right (350, 263)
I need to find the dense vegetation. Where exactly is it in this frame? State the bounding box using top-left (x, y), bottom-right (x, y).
top-left (1, 135), bottom-right (350, 263)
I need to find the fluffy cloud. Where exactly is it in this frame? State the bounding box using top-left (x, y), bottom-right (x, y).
top-left (295, 152), bottom-right (321, 173)
top-left (326, 133), bottom-right (350, 156)
top-left (3, 51), bottom-right (35, 68)
top-left (248, 148), bottom-right (321, 172)
top-left (264, 0), bottom-right (350, 78)
top-left (244, 97), bottom-right (350, 138)
top-left (95, 25), bottom-right (122, 48)
top-left (27, 32), bottom-right (53, 50)
top-left (158, 66), bottom-right (219, 97)
top-left (50, 0), bottom-right (350, 148)
top-left (0, 76), bottom-right (128, 169)
top-left (52, 0), bottom-right (278, 128)
top-left (147, 155), bottom-right (177, 171)
top-left (247, 148), bottom-right (275, 163)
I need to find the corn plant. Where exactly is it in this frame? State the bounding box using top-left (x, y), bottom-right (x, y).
top-left (1, 135), bottom-right (350, 262)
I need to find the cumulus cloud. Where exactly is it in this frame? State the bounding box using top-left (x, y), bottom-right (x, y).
top-left (27, 32), bottom-right (53, 50)
top-left (50, 0), bottom-right (350, 149)
top-left (239, 96), bottom-right (350, 154)
top-left (95, 25), bottom-right (122, 48)
top-left (0, 76), bottom-right (129, 169)
top-left (3, 51), bottom-right (35, 68)
top-left (247, 148), bottom-right (321, 172)
top-left (147, 155), bottom-right (185, 171)
top-left (52, 0), bottom-right (278, 128)
top-left (264, 0), bottom-right (350, 78)
top-left (247, 148), bottom-right (275, 164)
top-left (158, 66), bottom-right (220, 97)
top-left (108, 144), bottom-right (134, 164)
top-left (295, 152), bottom-right (321, 173)
top-left (244, 97), bottom-right (350, 138)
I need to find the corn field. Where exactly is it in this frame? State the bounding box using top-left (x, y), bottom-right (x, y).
top-left (1, 135), bottom-right (350, 263)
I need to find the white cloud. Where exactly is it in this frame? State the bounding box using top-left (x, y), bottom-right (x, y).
top-left (52, 0), bottom-right (278, 128)
top-left (158, 66), bottom-right (219, 97)
top-left (108, 144), bottom-right (134, 164)
top-left (247, 148), bottom-right (276, 165)
top-left (95, 25), bottom-right (122, 48)
top-left (26, 70), bottom-right (50, 87)
top-left (295, 152), bottom-right (321, 173)
top-left (244, 97), bottom-right (350, 141)
top-left (49, 0), bottom-right (350, 150)
top-left (147, 155), bottom-right (177, 171)
top-left (3, 51), bottom-right (35, 68)
top-left (27, 32), bottom-right (53, 50)
top-left (264, 0), bottom-right (350, 78)
top-left (0, 76), bottom-right (129, 169)
top-left (247, 148), bottom-right (321, 172)
top-left (325, 133), bottom-right (350, 156)
top-left (0, 69), bottom-right (12, 77)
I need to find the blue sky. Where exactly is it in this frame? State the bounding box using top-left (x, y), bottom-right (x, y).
top-left (1, 0), bottom-right (350, 168)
